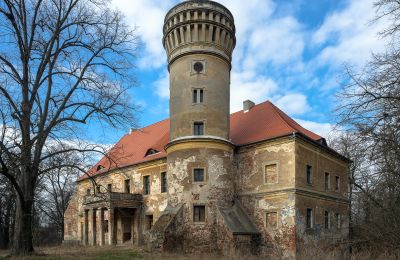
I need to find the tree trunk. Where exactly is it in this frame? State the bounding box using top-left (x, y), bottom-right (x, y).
top-left (12, 195), bottom-right (34, 255)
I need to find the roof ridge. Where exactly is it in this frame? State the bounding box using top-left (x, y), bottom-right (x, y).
top-left (137, 118), bottom-right (169, 132)
top-left (267, 101), bottom-right (297, 133)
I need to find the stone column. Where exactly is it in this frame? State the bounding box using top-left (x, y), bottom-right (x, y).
top-left (133, 207), bottom-right (142, 245)
top-left (108, 207), bottom-right (115, 245)
top-left (91, 208), bottom-right (97, 246)
top-left (83, 210), bottom-right (89, 245)
top-left (99, 208), bottom-right (105, 246)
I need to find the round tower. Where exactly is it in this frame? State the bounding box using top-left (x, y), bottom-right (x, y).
top-left (163, 0), bottom-right (235, 141)
top-left (163, 0), bottom-right (236, 251)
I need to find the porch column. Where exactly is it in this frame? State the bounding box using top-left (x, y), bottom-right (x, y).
top-left (91, 208), bottom-right (97, 246)
top-left (133, 207), bottom-right (142, 245)
top-left (108, 207), bottom-right (115, 245)
top-left (83, 210), bottom-right (89, 245)
top-left (99, 208), bottom-right (105, 246)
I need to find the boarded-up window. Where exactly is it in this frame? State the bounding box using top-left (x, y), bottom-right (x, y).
top-left (265, 164), bottom-right (278, 184)
top-left (266, 212), bottom-right (278, 229)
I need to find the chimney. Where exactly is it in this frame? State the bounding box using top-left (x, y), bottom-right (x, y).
top-left (243, 100), bottom-right (255, 113)
top-left (129, 128), bottom-right (136, 135)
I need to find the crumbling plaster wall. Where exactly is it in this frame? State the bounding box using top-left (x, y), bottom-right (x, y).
top-left (166, 146), bottom-right (234, 252)
top-left (64, 159), bottom-right (169, 244)
top-left (235, 137), bottom-right (297, 258)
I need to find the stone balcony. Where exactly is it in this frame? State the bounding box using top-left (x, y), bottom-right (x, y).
top-left (83, 192), bottom-right (143, 209)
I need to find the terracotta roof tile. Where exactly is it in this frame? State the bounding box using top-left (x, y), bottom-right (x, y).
top-left (79, 101), bottom-right (323, 180)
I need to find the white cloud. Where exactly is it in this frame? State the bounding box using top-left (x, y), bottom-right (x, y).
top-left (294, 119), bottom-right (334, 138)
top-left (154, 71), bottom-right (170, 99)
top-left (275, 94), bottom-right (310, 116)
top-left (230, 70), bottom-right (278, 112)
top-left (312, 0), bottom-right (388, 68)
top-left (111, 0), bottom-right (176, 69)
top-left (243, 16), bottom-right (305, 69)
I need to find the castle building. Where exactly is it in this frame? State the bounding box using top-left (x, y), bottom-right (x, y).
top-left (64, 1), bottom-right (350, 258)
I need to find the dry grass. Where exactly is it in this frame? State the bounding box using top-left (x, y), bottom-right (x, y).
top-left (0, 245), bottom-right (247, 260)
top-left (1, 245), bottom-right (399, 260)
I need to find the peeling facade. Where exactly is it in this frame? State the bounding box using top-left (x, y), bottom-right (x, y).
top-left (64, 1), bottom-right (350, 259)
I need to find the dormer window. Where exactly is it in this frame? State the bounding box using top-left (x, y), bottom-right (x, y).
top-left (145, 148), bottom-right (160, 157)
top-left (96, 165), bottom-right (105, 171)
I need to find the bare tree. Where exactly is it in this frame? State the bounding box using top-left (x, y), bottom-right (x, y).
top-left (35, 148), bottom-right (83, 242)
top-left (0, 0), bottom-right (139, 255)
top-left (335, 0), bottom-right (400, 250)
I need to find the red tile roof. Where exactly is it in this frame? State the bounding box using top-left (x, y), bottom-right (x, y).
top-left (79, 101), bottom-right (323, 181)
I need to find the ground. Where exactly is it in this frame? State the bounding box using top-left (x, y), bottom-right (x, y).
top-left (0, 245), bottom-right (254, 260)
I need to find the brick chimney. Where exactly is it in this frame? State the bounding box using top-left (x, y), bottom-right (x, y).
top-left (243, 100), bottom-right (255, 113)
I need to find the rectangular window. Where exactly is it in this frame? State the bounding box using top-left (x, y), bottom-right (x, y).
top-left (193, 89), bottom-right (204, 103)
top-left (266, 212), bottom-right (278, 229)
top-left (265, 164), bottom-right (278, 184)
top-left (104, 220), bottom-right (109, 233)
top-left (107, 184), bottom-right (112, 192)
top-left (325, 172), bottom-right (330, 191)
top-left (67, 223), bottom-right (72, 236)
top-left (96, 186), bottom-right (101, 194)
top-left (125, 179), bottom-right (130, 193)
top-left (145, 215), bottom-right (153, 230)
top-left (335, 176), bottom-right (340, 192)
top-left (324, 211), bottom-right (330, 229)
top-left (306, 165), bottom-right (313, 185)
top-left (193, 122), bottom-right (204, 136)
top-left (193, 205), bottom-right (206, 223)
top-left (193, 168), bottom-right (205, 182)
top-left (143, 175), bottom-right (150, 195)
top-left (306, 208), bottom-right (313, 229)
top-left (161, 172), bottom-right (167, 193)
top-left (335, 213), bottom-right (341, 229)
top-left (86, 189), bottom-right (91, 195)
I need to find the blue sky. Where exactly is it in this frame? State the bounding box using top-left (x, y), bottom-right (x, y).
top-left (90, 0), bottom-right (388, 145)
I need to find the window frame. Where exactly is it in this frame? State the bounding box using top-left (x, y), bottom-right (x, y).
top-left (107, 184), bottom-right (112, 193)
top-left (265, 211), bottom-right (279, 229)
top-left (161, 172), bottom-right (167, 193)
top-left (263, 161), bottom-right (279, 184)
top-left (324, 210), bottom-right (331, 229)
top-left (193, 121), bottom-right (205, 136)
top-left (193, 205), bottom-right (206, 223)
top-left (192, 88), bottom-right (204, 104)
top-left (335, 176), bottom-right (340, 192)
top-left (306, 165), bottom-right (313, 185)
top-left (124, 179), bottom-right (131, 194)
top-left (145, 215), bottom-right (154, 230)
top-left (325, 172), bottom-right (330, 191)
top-left (193, 168), bottom-right (206, 183)
top-left (306, 208), bottom-right (313, 229)
top-left (143, 175), bottom-right (151, 195)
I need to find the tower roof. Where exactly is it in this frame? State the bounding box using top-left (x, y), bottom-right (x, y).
top-left (79, 101), bottom-right (331, 181)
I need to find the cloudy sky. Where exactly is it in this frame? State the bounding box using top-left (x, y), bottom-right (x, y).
top-left (94, 0), bottom-right (388, 144)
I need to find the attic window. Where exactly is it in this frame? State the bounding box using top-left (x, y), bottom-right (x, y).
top-left (96, 165), bottom-right (105, 171)
top-left (145, 148), bottom-right (160, 157)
